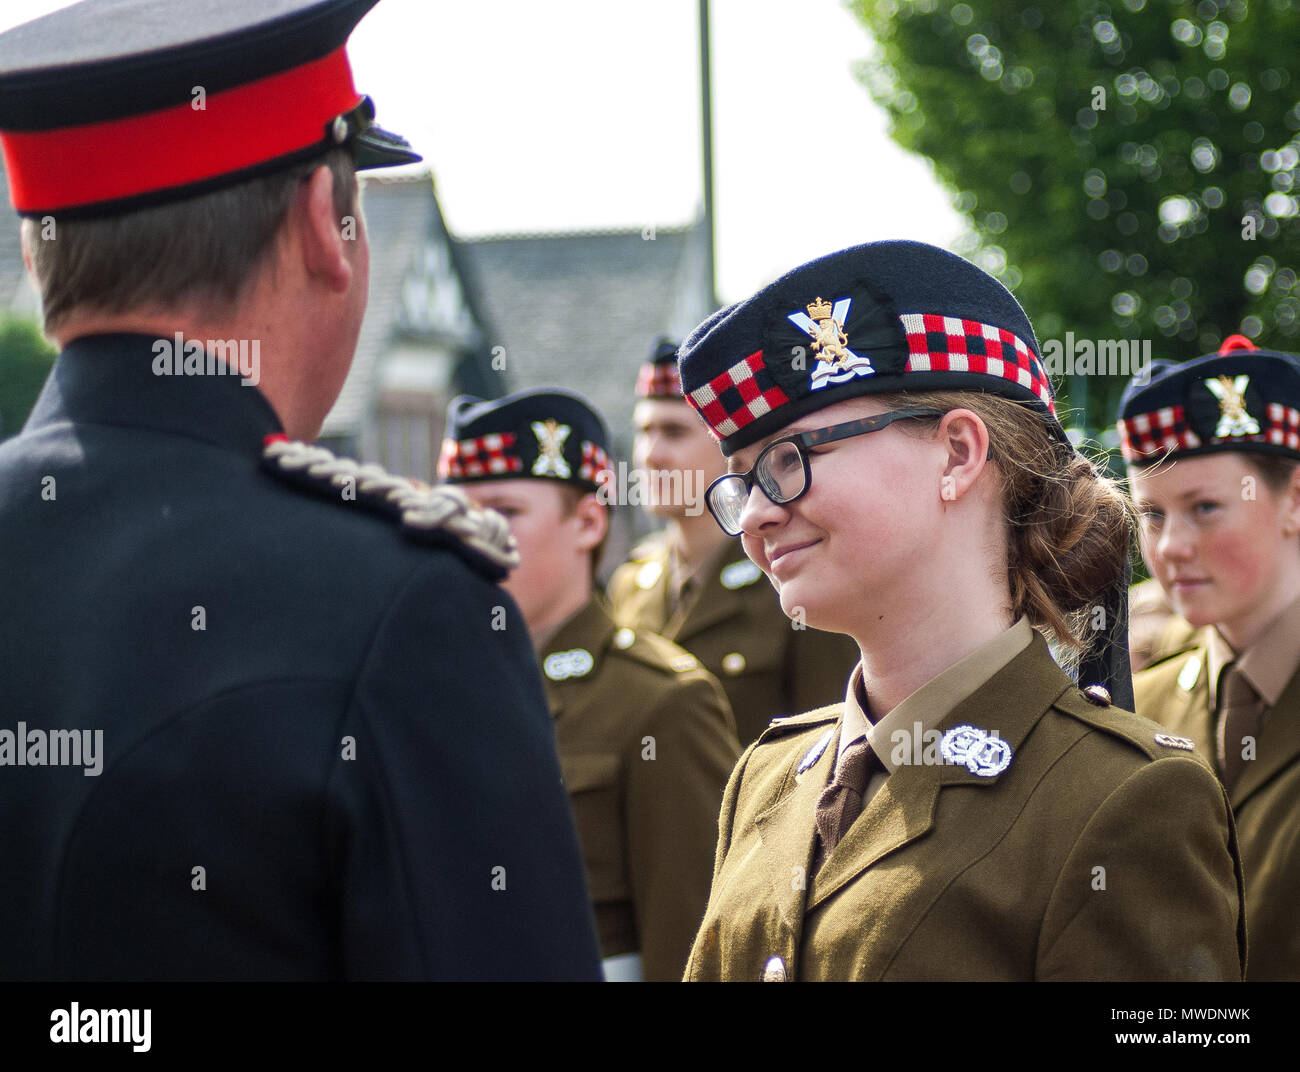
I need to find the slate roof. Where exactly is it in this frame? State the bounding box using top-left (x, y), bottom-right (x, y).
top-left (456, 222), bottom-right (713, 463)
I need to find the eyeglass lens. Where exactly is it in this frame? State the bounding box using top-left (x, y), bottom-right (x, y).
top-left (708, 440), bottom-right (807, 535)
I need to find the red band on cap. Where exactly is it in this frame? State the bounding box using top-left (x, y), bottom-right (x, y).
top-left (1, 47), bottom-right (360, 214)
top-left (1219, 334), bottom-right (1257, 355)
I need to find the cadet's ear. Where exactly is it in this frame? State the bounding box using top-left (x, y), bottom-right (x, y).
top-left (1281, 462), bottom-right (1300, 538)
top-left (936, 408), bottom-right (991, 504)
top-left (295, 165), bottom-right (353, 294)
top-left (573, 493), bottom-right (608, 553)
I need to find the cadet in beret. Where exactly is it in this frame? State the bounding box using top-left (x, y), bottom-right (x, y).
top-left (676, 241), bottom-right (1245, 982)
top-left (1122, 336), bottom-right (1300, 980)
top-left (0, 0), bottom-right (600, 981)
top-left (439, 388), bottom-right (741, 981)
top-left (607, 338), bottom-right (859, 745)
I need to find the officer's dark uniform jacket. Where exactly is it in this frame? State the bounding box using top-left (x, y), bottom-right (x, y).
top-left (1135, 601), bottom-right (1300, 981)
top-left (539, 594), bottom-right (740, 981)
top-left (686, 626), bottom-right (1247, 981)
top-left (607, 532), bottom-right (859, 746)
top-left (0, 334), bottom-right (601, 981)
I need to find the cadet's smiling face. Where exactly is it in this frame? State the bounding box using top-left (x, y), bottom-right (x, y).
top-left (632, 399), bottom-right (727, 519)
top-left (725, 397), bottom-right (948, 636)
top-left (1131, 452), bottom-right (1300, 646)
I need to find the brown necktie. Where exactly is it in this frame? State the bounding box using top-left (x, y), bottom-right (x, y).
top-left (815, 737), bottom-right (877, 861)
top-left (1217, 665), bottom-right (1264, 790)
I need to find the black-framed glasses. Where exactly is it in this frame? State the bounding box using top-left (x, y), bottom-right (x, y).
top-left (704, 407), bottom-right (945, 536)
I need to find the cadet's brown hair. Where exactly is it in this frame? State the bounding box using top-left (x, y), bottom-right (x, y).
top-left (22, 149), bottom-right (358, 334)
top-left (870, 389), bottom-right (1135, 652)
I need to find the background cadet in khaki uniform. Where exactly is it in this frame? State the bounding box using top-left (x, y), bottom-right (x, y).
top-left (675, 240), bottom-right (1245, 982)
top-left (439, 388), bottom-right (741, 982)
top-left (607, 339), bottom-right (858, 745)
top-left (1128, 576), bottom-right (1197, 673)
top-left (1121, 337), bottom-right (1300, 980)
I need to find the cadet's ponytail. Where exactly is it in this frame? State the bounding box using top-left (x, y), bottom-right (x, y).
top-left (871, 390), bottom-right (1136, 654)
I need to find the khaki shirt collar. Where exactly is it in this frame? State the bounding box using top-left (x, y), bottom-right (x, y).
top-left (666, 528), bottom-right (730, 600)
top-left (1207, 589), bottom-right (1300, 710)
top-left (839, 617), bottom-right (1035, 774)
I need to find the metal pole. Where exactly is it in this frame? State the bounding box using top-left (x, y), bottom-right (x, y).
top-left (699, 0), bottom-right (717, 308)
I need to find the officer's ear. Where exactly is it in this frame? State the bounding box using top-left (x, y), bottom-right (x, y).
top-left (295, 164), bottom-right (354, 295)
top-left (18, 223), bottom-right (33, 278)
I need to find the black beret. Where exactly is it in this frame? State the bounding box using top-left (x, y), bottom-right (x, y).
top-left (1117, 336), bottom-right (1300, 465)
top-left (676, 240), bottom-right (1060, 455)
top-left (635, 336), bottom-right (683, 398)
top-left (438, 389), bottom-right (613, 493)
top-left (0, 0), bottom-right (419, 218)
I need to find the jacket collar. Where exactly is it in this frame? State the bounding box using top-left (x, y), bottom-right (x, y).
top-left (25, 333), bottom-right (282, 459)
top-left (1234, 663), bottom-right (1300, 809)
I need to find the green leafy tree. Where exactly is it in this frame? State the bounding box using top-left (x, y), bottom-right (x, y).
top-left (0, 314), bottom-right (55, 440)
top-left (852, 0), bottom-right (1300, 430)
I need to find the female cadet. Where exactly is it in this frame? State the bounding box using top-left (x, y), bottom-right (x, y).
top-left (677, 240), bottom-right (1246, 982)
top-left (1121, 337), bottom-right (1300, 981)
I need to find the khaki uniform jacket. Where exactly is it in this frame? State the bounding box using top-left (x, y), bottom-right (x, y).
top-left (541, 596), bottom-right (741, 981)
top-left (607, 534), bottom-right (859, 745)
top-left (686, 633), bottom-right (1246, 981)
top-left (1135, 634), bottom-right (1300, 980)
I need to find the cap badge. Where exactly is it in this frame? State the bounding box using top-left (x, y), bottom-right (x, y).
top-left (532, 419), bottom-right (572, 478)
top-left (787, 296), bottom-right (875, 391)
top-left (939, 723), bottom-right (1013, 778)
top-left (762, 955), bottom-right (788, 982)
top-left (544, 648), bottom-right (594, 681)
top-left (1204, 375), bottom-right (1260, 437)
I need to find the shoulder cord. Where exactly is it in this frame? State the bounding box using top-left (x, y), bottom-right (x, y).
top-left (263, 439), bottom-right (520, 571)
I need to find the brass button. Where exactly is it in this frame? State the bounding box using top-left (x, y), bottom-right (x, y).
top-left (721, 652), bottom-right (746, 675)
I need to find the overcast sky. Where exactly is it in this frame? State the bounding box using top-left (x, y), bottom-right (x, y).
top-left (0, 0), bottom-right (963, 302)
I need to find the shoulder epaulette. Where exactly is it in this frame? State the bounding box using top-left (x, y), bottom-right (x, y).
top-left (261, 436), bottom-right (518, 581)
top-left (1053, 687), bottom-right (1206, 764)
top-left (1140, 627), bottom-right (1208, 671)
top-left (755, 704), bottom-right (841, 746)
top-left (610, 627), bottom-right (706, 677)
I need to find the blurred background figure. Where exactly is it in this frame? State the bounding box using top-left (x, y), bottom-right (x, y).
top-left (1123, 336), bottom-right (1300, 980)
top-left (1128, 575), bottom-right (1197, 673)
top-left (440, 387), bottom-right (740, 981)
